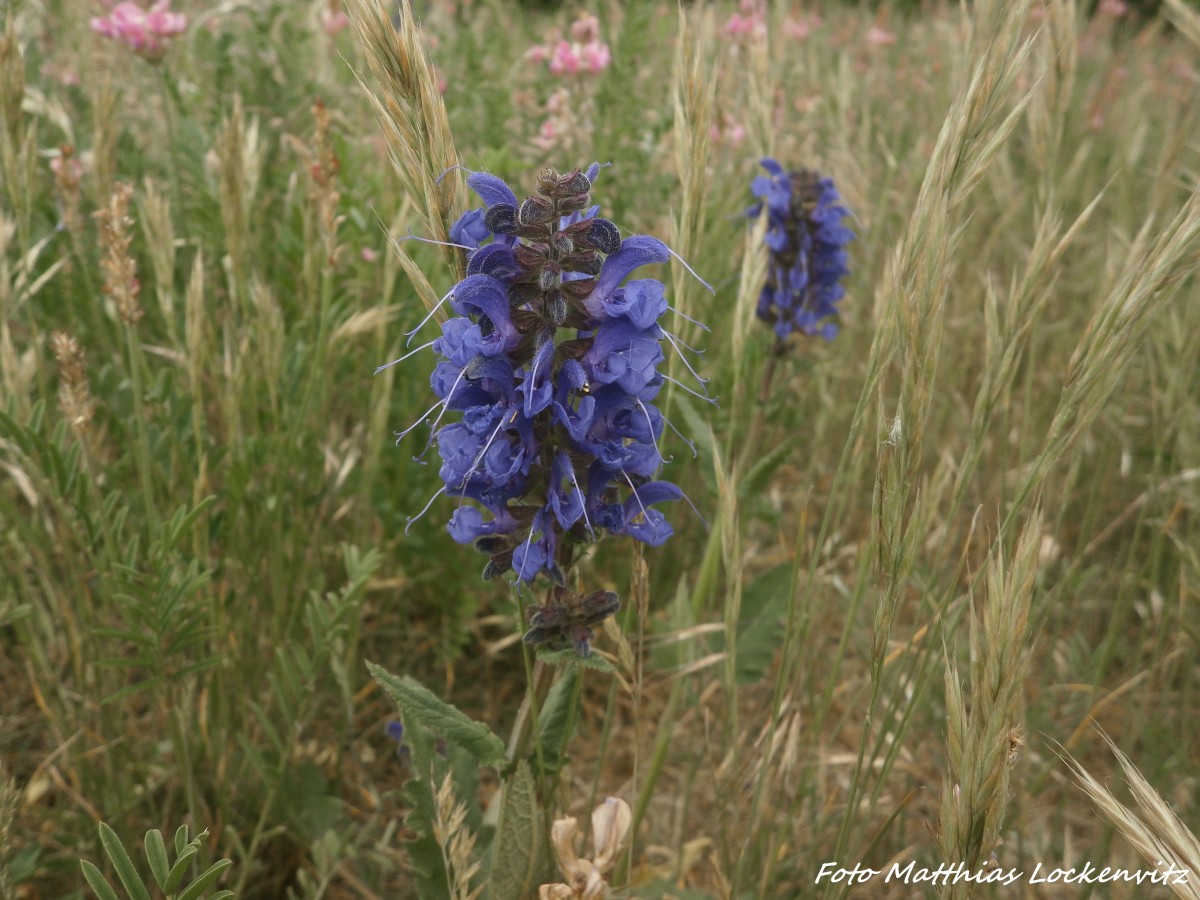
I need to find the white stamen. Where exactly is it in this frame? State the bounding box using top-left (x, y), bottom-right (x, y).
top-left (665, 245), bottom-right (715, 295)
top-left (664, 374), bottom-right (718, 405)
top-left (396, 232), bottom-right (474, 252)
top-left (634, 399), bottom-right (670, 465)
top-left (661, 330), bottom-right (709, 386)
top-left (666, 305), bottom-right (711, 333)
top-left (404, 285), bottom-right (456, 346)
top-left (405, 485), bottom-right (446, 535)
top-left (395, 397), bottom-right (448, 444)
top-left (417, 366), bottom-right (469, 457)
top-left (375, 340), bottom-right (437, 375)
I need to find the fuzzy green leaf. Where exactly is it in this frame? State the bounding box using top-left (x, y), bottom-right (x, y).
top-left (737, 438), bottom-right (794, 500)
top-left (486, 762), bottom-right (539, 900)
top-left (535, 667), bottom-right (579, 775)
top-left (163, 848), bottom-right (200, 894)
top-left (98, 822), bottom-right (153, 900)
top-left (734, 564), bottom-right (792, 684)
top-left (536, 647), bottom-right (615, 673)
top-left (80, 860), bottom-right (121, 900)
top-left (144, 829), bottom-right (169, 890)
top-left (366, 662), bottom-right (505, 765)
top-left (175, 859), bottom-right (233, 900)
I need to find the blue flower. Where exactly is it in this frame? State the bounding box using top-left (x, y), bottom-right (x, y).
top-left (749, 158), bottom-right (854, 342)
top-left (395, 164), bottom-right (706, 593)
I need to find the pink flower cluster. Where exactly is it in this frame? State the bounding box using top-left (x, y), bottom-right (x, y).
top-left (528, 13), bottom-right (611, 77)
top-left (90, 1), bottom-right (187, 59)
top-left (723, 0), bottom-right (766, 42)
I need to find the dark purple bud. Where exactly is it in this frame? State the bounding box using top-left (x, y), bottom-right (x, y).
top-left (485, 203), bottom-right (519, 235)
top-left (538, 260), bottom-right (561, 293)
top-left (570, 623), bottom-right (594, 658)
top-left (519, 196), bottom-right (555, 226)
top-left (558, 193), bottom-right (592, 214)
top-left (561, 277), bottom-right (596, 301)
top-left (561, 251), bottom-right (602, 277)
top-left (551, 231), bottom-right (575, 255)
top-left (548, 292), bottom-right (568, 327)
top-left (514, 243), bottom-right (547, 271)
top-left (585, 218), bottom-right (621, 255)
top-left (482, 557), bottom-right (510, 580)
top-left (467, 243), bottom-right (520, 281)
top-left (558, 170), bottom-right (591, 195)
top-left (535, 166), bottom-right (561, 196)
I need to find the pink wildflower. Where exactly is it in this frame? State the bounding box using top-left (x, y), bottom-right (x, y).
top-left (1098, 0), bottom-right (1129, 17)
top-left (532, 119), bottom-right (559, 151)
top-left (549, 39), bottom-right (582, 76)
top-left (570, 13), bottom-right (601, 44)
top-left (50, 152), bottom-right (85, 187)
top-left (723, 13), bottom-right (766, 42)
top-left (579, 40), bottom-right (610, 74)
top-left (361, 247), bottom-right (378, 263)
top-left (784, 18), bottom-right (811, 41)
top-left (90, 1), bottom-right (187, 59)
top-left (321, 7), bottom-right (349, 36)
top-left (866, 26), bottom-right (896, 48)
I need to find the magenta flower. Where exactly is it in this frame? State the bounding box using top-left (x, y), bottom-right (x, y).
top-left (91, 1), bottom-right (187, 59)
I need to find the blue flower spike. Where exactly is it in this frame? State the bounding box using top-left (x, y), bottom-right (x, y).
top-left (749, 158), bottom-right (854, 344)
top-left (390, 164), bottom-right (709, 655)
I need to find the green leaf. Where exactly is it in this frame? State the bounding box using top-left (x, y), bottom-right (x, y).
top-left (366, 662), bottom-right (505, 765)
top-left (535, 667), bottom-right (579, 775)
top-left (80, 860), bottom-right (121, 900)
top-left (144, 829), bottom-right (169, 890)
top-left (163, 848), bottom-right (200, 894)
top-left (737, 438), bottom-right (794, 500)
top-left (7, 845), bottom-right (40, 884)
top-left (486, 762), bottom-right (540, 900)
top-left (734, 564), bottom-right (793, 684)
top-left (173, 824), bottom-right (191, 858)
top-left (98, 822), bottom-right (153, 900)
top-left (175, 859), bottom-right (233, 900)
top-left (536, 648), bottom-right (615, 673)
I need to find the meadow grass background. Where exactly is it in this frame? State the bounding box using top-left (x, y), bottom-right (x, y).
top-left (2, 0), bottom-right (1199, 897)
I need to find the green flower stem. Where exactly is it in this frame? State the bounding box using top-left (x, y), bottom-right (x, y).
top-left (124, 323), bottom-right (159, 525)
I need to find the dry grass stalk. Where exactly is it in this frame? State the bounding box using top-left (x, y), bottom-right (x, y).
top-left (668, 4), bottom-right (717, 348)
top-left (1061, 734), bottom-right (1200, 900)
top-left (138, 178), bottom-right (177, 339)
top-left (940, 513), bottom-right (1041, 895)
top-left (285, 98), bottom-right (343, 273)
top-left (431, 770), bottom-right (483, 900)
top-left (89, 80), bottom-right (118, 207)
top-left (94, 182), bottom-right (142, 324)
top-left (52, 145), bottom-right (85, 236)
top-left (1012, 179), bottom-right (1200, 525)
top-left (0, 761), bottom-right (20, 900)
top-left (0, 18), bottom-right (24, 144)
top-left (345, 0), bottom-right (466, 287)
top-left (215, 94), bottom-right (264, 300)
top-left (1164, 0), bottom-right (1200, 52)
top-left (49, 332), bottom-right (96, 439)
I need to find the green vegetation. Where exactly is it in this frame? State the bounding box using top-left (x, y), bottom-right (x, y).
top-left (1, 0), bottom-right (1198, 896)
